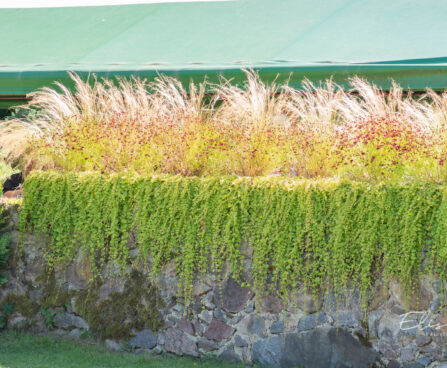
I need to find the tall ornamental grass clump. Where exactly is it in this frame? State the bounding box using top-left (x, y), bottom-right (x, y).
top-left (20, 171), bottom-right (447, 308)
top-left (1, 71), bottom-right (447, 182)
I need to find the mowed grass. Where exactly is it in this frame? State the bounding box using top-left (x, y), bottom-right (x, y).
top-left (0, 332), bottom-right (251, 368)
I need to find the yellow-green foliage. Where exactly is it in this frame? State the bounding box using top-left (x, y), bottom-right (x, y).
top-left (19, 171), bottom-right (447, 306)
top-left (0, 206), bottom-right (10, 287)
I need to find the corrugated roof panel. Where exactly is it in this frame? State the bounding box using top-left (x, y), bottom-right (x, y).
top-left (0, 0), bottom-right (446, 107)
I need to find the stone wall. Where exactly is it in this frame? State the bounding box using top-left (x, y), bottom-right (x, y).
top-left (2, 205), bottom-right (447, 368)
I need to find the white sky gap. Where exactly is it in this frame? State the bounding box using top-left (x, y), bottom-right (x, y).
top-left (0, 0), bottom-right (234, 9)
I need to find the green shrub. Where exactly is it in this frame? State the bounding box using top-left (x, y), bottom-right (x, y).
top-left (19, 171), bottom-right (447, 308)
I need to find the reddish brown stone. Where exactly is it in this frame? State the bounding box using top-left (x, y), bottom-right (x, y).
top-left (203, 318), bottom-right (234, 341)
top-left (258, 295), bottom-right (284, 313)
top-left (389, 280), bottom-right (432, 311)
top-left (213, 276), bottom-right (253, 313)
top-left (178, 317), bottom-right (195, 336)
top-left (164, 328), bottom-right (198, 357)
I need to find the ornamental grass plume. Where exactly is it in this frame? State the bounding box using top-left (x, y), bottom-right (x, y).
top-left (1, 69), bottom-right (447, 181)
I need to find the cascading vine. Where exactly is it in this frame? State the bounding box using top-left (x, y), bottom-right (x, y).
top-left (0, 206), bottom-right (11, 287)
top-left (18, 171), bottom-right (447, 308)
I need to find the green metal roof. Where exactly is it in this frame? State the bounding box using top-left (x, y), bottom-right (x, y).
top-left (1, 0), bottom-right (447, 108)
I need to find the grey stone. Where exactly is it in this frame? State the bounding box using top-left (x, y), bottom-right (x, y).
top-left (69, 328), bottom-right (82, 339)
top-left (105, 339), bottom-right (121, 352)
top-left (383, 348), bottom-right (399, 360)
top-left (172, 304), bottom-right (184, 313)
top-left (217, 344), bottom-right (241, 363)
top-left (202, 292), bottom-right (215, 310)
top-left (197, 339), bottom-right (218, 352)
top-left (213, 276), bottom-right (253, 313)
top-left (252, 336), bottom-right (282, 368)
top-left (234, 334), bottom-right (248, 347)
top-left (280, 327), bottom-right (379, 368)
top-left (230, 314), bottom-right (243, 325)
top-left (388, 360), bottom-right (401, 368)
top-left (415, 335), bottom-right (431, 347)
top-left (377, 313), bottom-right (403, 341)
top-left (432, 280), bottom-right (443, 294)
top-left (203, 318), bottom-right (234, 341)
top-left (239, 314), bottom-right (267, 337)
top-left (253, 327), bottom-right (379, 368)
top-left (244, 302), bottom-right (255, 313)
top-left (400, 348), bottom-right (415, 362)
top-left (128, 329), bottom-right (158, 349)
top-left (190, 301), bottom-right (203, 315)
top-left (198, 309), bottom-right (212, 324)
top-left (28, 288), bottom-right (44, 302)
top-left (333, 310), bottom-right (360, 328)
top-left (270, 320), bottom-right (284, 334)
top-left (213, 308), bottom-right (226, 323)
top-left (419, 345), bottom-right (442, 360)
top-left (401, 363), bottom-right (424, 368)
top-left (367, 310), bottom-right (384, 338)
top-left (416, 357), bottom-right (432, 366)
top-left (177, 318), bottom-right (195, 336)
top-left (54, 313), bottom-right (89, 330)
top-left (378, 341), bottom-right (399, 358)
top-left (430, 297), bottom-right (442, 312)
top-left (323, 288), bottom-right (361, 315)
top-left (164, 328), bottom-right (198, 357)
top-left (297, 312), bottom-right (328, 332)
top-left (157, 332), bottom-right (165, 346)
top-left (192, 319), bottom-right (204, 336)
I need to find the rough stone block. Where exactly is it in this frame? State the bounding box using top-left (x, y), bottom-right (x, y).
top-left (128, 329), bottom-right (158, 349)
top-left (213, 277), bottom-right (253, 313)
top-left (258, 295), bottom-right (284, 313)
top-left (297, 312), bottom-right (328, 332)
top-left (270, 320), bottom-right (284, 334)
top-left (234, 334), bottom-right (248, 347)
top-left (203, 318), bottom-right (234, 341)
top-left (164, 328), bottom-right (198, 357)
top-left (54, 313), bottom-right (89, 330)
top-left (178, 317), bottom-right (195, 336)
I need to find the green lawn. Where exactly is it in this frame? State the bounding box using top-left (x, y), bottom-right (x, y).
top-left (0, 332), bottom-right (250, 368)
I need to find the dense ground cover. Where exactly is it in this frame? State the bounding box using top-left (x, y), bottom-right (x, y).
top-left (0, 332), bottom-right (249, 368)
top-left (20, 171), bottom-right (447, 308)
top-left (1, 71), bottom-right (447, 182)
